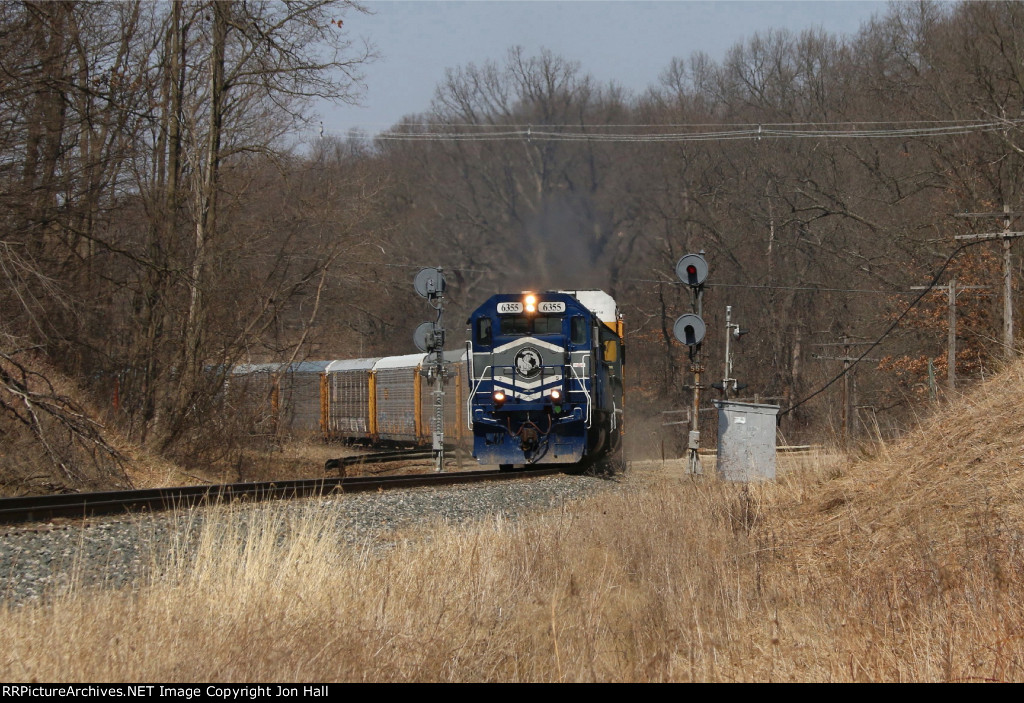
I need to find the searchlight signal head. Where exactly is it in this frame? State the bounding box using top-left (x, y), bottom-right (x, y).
top-left (676, 253), bottom-right (708, 288)
top-left (673, 313), bottom-right (706, 347)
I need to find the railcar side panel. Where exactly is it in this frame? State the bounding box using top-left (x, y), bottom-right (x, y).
top-left (279, 363), bottom-right (329, 436)
top-left (227, 368), bottom-right (278, 436)
top-left (328, 371), bottom-right (372, 437)
top-left (373, 354), bottom-right (424, 443)
top-left (325, 358), bottom-right (379, 440)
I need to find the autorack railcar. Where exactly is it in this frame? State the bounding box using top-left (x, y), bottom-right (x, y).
top-left (231, 353), bottom-right (467, 447)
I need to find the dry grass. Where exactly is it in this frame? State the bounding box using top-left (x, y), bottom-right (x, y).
top-left (3, 363), bottom-right (1024, 681)
top-left (125, 440), bottom-right (370, 487)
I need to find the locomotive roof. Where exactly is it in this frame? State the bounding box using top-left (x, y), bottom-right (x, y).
top-left (470, 290), bottom-right (619, 326)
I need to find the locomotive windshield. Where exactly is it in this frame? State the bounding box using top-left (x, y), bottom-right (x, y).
top-left (499, 315), bottom-right (563, 336)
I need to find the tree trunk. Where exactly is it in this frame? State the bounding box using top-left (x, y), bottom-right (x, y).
top-left (165, 0), bottom-right (227, 449)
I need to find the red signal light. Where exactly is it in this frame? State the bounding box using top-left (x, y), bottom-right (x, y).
top-left (676, 253), bottom-right (707, 288)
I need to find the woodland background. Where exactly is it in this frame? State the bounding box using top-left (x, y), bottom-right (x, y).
top-left (2, 0), bottom-right (1024, 490)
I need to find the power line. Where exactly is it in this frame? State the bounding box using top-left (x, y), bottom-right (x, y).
top-left (372, 125), bottom-right (1008, 143)
top-left (620, 278), bottom-right (941, 295)
top-left (320, 117), bottom-right (1020, 139)
top-left (312, 255), bottom-right (997, 413)
top-left (322, 263), bottom-right (980, 297)
top-left (780, 240), bottom-right (986, 417)
top-left (357, 118), bottom-right (1015, 130)
top-left (331, 118), bottom-right (1020, 143)
top-left (321, 264), bottom-right (947, 296)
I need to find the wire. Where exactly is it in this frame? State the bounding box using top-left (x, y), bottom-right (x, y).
top-left (620, 278), bottom-right (937, 295)
top-left (337, 118), bottom-right (1019, 143)
top-left (320, 259), bottom-right (492, 274)
top-left (321, 117), bottom-right (1020, 140)
top-left (372, 125), bottom-right (1008, 143)
top-left (362, 118), bottom-right (1012, 129)
top-left (780, 241), bottom-right (986, 416)
top-left (330, 261), bottom-right (980, 296)
top-left (307, 251), bottom-right (997, 415)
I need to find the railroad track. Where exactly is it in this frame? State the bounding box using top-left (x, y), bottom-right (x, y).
top-left (0, 454), bottom-right (563, 526)
top-left (323, 448), bottom-right (435, 471)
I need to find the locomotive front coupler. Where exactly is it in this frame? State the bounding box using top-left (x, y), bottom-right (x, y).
top-left (505, 413), bottom-right (553, 450)
top-left (506, 412), bottom-right (555, 462)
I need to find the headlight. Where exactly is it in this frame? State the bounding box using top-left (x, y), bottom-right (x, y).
top-left (524, 293), bottom-right (537, 313)
top-left (550, 389), bottom-right (561, 401)
top-left (493, 390), bottom-right (506, 405)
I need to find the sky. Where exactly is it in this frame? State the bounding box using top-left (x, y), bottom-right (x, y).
top-left (319, 0), bottom-right (890, 137)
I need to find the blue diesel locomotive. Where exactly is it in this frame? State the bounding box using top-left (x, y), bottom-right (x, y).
top-left (466, 290), bottom-right (624, 470)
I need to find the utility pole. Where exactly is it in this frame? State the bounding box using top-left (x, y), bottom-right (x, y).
top-left (910, 278), bottom-right (991, 392)
top-left (954, 205), bottom-right (1024, 359)
top-left (811, 339), bottom-right (880, 450)
top-left (948, 278), bottom-right (956, 390)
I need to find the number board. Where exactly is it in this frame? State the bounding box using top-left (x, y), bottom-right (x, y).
top-left (538, 301), bottom-right (565, 313)
top-left (497, 302), bottom-right (523, 314)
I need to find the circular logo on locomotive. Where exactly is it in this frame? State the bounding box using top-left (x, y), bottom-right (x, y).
top-left (514, 347), bottom-right (543, 378)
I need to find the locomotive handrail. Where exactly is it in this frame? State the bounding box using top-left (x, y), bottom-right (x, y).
top-left (468, 364), bottom-right (494, 429)
top-left (568, 353), bottom-right (593, 428)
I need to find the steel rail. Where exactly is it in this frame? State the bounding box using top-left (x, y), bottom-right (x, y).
top-left (0, 462), bottom-right (563, 526)
top-left (324, 449), bottom-right (434, 471)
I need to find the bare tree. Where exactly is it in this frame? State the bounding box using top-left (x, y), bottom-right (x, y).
top-left (0, 1), bottom-right (378, 483)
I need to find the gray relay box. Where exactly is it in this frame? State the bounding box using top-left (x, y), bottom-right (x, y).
top-left (712, 400), bottom-right (780, 482)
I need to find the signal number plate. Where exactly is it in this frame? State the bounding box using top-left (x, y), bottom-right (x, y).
top-left (538, 301), bottom-right (565, 313)
top-left (497, 302), bottom-right (523, 314)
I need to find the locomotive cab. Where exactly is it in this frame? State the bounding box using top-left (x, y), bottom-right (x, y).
top-left (466, 290), bottom-right (623, 468)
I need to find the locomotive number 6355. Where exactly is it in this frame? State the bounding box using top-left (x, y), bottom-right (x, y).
top-left (466, 290), bottom-right (624, 470)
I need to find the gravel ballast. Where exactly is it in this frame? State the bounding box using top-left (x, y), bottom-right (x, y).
top-left (0, 472), bottom-right (623, 606)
